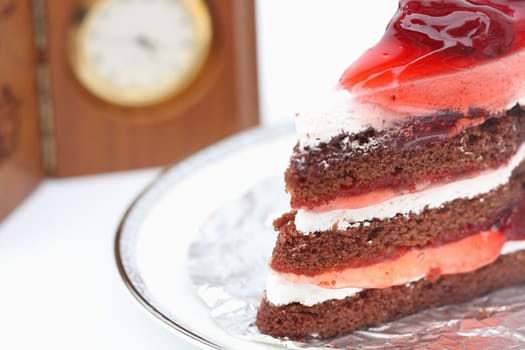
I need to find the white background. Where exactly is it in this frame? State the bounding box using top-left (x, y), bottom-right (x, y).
top-left (0, 1), bottom-right (396, 349)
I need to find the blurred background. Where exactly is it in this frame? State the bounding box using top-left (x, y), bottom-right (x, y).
top-left (0, 1), bottom-right (396, 349)
top-left (258, 0), bottom-right (396, 123)
top-left (0, 0), bottom-right (396, 221)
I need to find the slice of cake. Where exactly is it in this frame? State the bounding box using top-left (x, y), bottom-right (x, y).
top-left (256, 0), bottom-right (525, 341)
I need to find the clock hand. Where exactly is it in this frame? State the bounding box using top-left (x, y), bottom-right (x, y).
top-left (90, 34), bottom-right (187, 54)
top-left (135, 35), bottom-right (157, 52)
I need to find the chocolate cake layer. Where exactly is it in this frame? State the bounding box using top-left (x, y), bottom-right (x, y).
top-left (287, 106), bottom-right (525, 208)
top-left (271, 162), bottom-right (525, 275)
top-left (257, 251), bottom-right (525, 341)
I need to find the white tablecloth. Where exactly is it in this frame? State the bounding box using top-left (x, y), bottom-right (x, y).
top-left (0, 169), bottom-right (196, 349)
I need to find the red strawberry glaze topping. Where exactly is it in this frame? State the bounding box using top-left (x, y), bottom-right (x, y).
top-left (339, 0), bottom-right (525, 115)
top-left (501, 194), bottom-right (525, 239)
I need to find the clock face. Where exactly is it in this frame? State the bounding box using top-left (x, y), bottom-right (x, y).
top-left (70, 0), bottom-right (212, 107)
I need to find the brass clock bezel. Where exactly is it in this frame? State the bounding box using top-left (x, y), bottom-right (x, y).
top-left (69, 0), bottom-right (212, 107)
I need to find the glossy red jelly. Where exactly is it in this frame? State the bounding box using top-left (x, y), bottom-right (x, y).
top-left (502, 197), bottom-right (525, 240)
top-left (340, 0), bottom-right (525, 93)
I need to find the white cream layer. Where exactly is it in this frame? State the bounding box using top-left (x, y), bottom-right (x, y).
top-left (265, 270), bottom-right (362, 307)
top-left (266, 241), bottom-right (525, 307)
top-left (295, 142), bottom-right (525, 234)
top-left (296, 89), bottom-right (389, 149)
top-left (297, 92), bottom-right (525, 149)
top-left (501, 240), bottom-right (525, 255)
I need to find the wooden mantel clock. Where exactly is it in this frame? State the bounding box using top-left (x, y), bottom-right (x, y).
top-left (48, 0), bottom-right (259, 176)
top-left (0, 0), bottom-right (259, 220)
top-left (69, 0), bottom-right (214, 108)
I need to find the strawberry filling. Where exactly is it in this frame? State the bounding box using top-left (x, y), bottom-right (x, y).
top-left (276, 199), bottom-right (525, 289)
top-left (279, 230), bottom-right (506, 289)
top-left (295, 165), bottom-right (496, 212)
top-left (304, 187), bottom-right (397, 213)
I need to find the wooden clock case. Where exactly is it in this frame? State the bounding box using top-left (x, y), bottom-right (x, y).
top-left (45, 0), bottom-right (260, 176)
top-left (0, 0), bottom-right (259, 221)
top-left (0, 0), bottom-right (43, 221)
